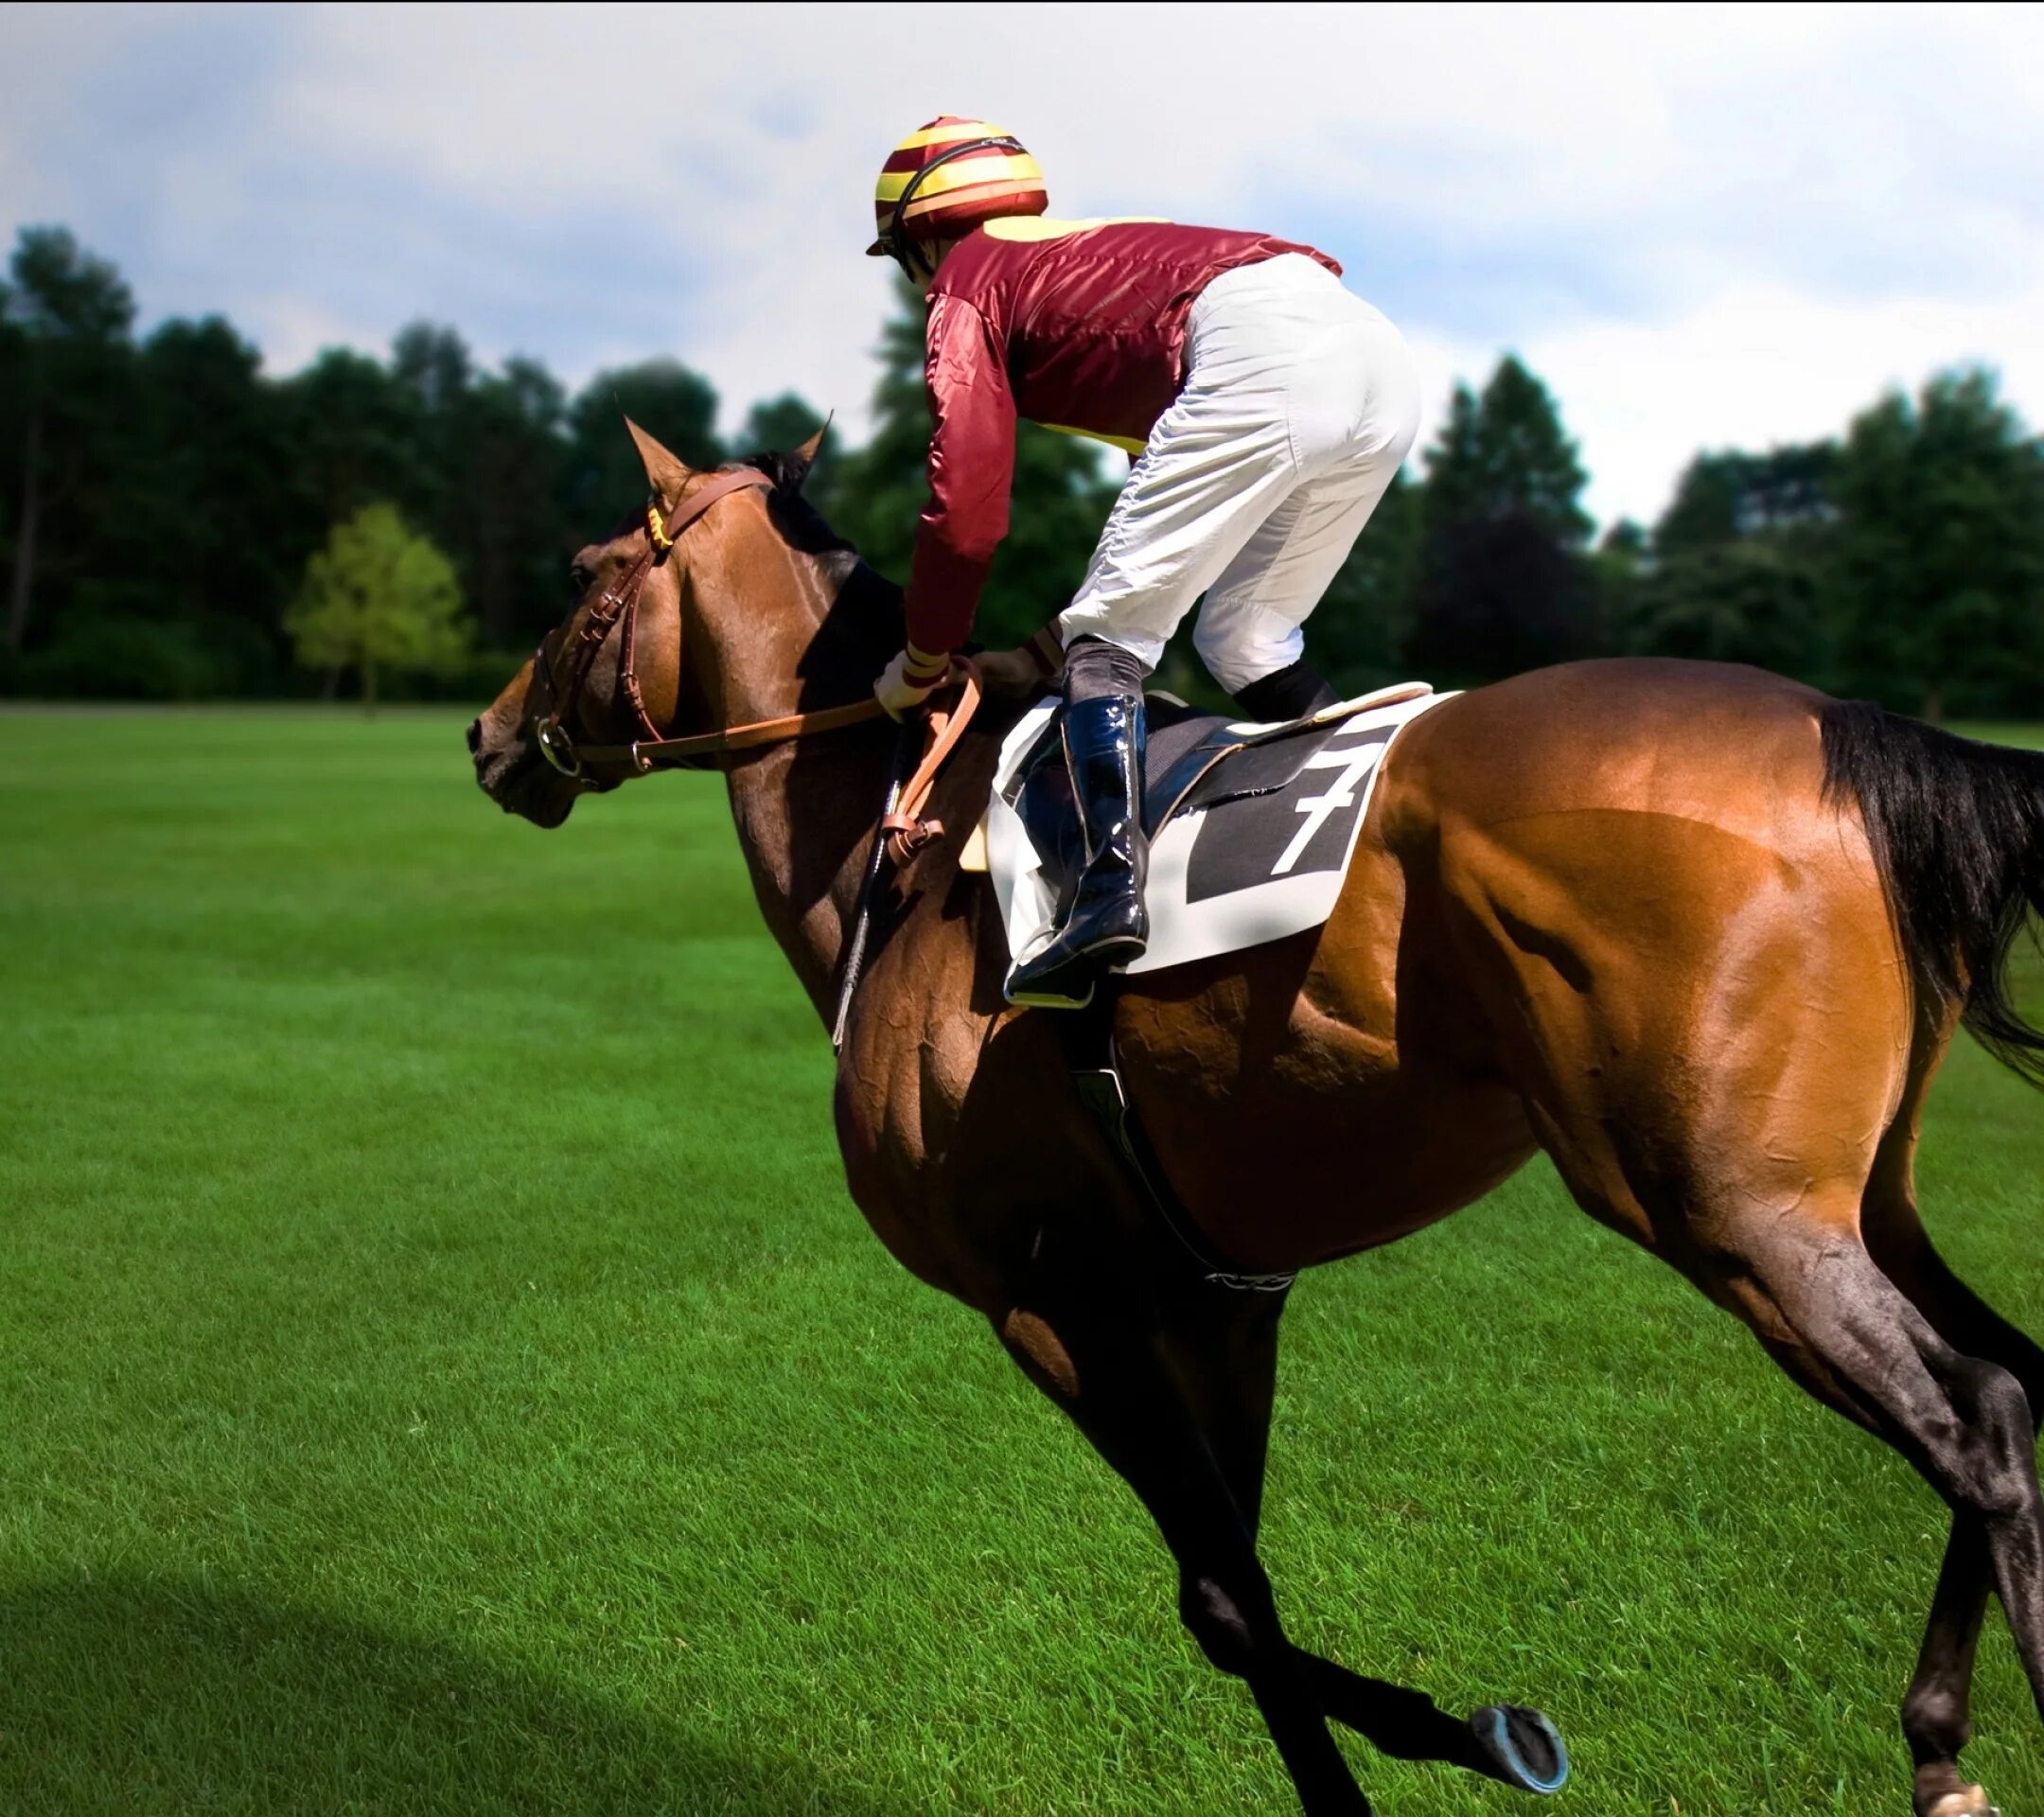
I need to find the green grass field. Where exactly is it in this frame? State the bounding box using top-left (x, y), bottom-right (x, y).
top-left (4, 706), bottom-right (2042, 1816)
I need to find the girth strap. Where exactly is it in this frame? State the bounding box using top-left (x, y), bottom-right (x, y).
top-left (1063, 998), bottom-right (1297, 1294)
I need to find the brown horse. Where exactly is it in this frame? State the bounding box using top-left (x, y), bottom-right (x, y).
top-left (470, 421), bottom-right (2044, 1817)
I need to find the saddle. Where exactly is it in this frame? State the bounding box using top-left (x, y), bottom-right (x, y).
top-left (982, 682), bottom-right (1448, 989)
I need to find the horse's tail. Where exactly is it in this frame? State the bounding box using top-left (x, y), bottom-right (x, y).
top-left (1821, 699), bottom-right (2044, 1086)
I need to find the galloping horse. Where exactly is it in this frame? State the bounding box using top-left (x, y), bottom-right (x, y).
top-left (470, 421), bottom-right (2044, 1817)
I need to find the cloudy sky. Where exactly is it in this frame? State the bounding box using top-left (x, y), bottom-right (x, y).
top-left (4, 2), bottom-right (2041, 526)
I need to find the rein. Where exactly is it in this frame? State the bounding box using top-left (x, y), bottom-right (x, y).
top-left (531, 464), bottom-right (980, 865)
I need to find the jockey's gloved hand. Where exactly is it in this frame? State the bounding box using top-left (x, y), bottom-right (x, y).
top-left (875, 644), bottom-right (950, 719)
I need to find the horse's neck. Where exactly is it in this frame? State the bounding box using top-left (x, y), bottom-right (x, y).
top-left (696, 531), bottom-right (901, 1026)
top-left (724, 738), bottom-right (890, 1024)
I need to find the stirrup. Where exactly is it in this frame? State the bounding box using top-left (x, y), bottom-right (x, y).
top-left (1006, 928), bottom-right (1144, 1010)
top-left (1006, 974), bottom-right (1097, 1011)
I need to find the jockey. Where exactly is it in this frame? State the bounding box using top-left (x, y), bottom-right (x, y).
top-left (869, 116), bottom-right (1420, 1010)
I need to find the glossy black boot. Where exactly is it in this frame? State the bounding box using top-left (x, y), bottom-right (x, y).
top-left (1006, 693), bottom-right (1148, 1009)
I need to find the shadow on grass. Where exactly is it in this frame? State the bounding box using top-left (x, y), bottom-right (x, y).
top-left (0, 1577), bottom-right (911, 1815)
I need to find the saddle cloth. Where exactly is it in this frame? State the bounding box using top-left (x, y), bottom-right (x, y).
top-left (984, 682), bottom-right (1450, 988)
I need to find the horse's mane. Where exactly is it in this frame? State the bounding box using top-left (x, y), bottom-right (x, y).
top-left (726, 450), bottom-right (862, 581)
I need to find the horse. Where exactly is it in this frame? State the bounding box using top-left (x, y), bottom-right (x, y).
top-left (469, 418), bottom-right (2044, 1817)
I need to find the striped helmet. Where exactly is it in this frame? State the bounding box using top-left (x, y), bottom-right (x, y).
top-left (868, 116), bottom-right (1048, 264)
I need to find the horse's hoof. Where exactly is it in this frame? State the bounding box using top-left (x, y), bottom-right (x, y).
top-left (1470, 1704), bottom-right (1569, 1794)
top-left (1926, 1791), bottom-right (1999, 1817)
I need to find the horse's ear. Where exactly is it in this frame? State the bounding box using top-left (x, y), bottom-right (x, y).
top-left (793, 415), bottom-right (832, 469)
top-left (624, 415), bottom-right (692, 508)
top-left (758, 415), bottom-right (833, 495)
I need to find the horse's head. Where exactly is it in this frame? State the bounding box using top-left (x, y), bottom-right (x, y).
top-left (468, 415), bottom-right (828, 827)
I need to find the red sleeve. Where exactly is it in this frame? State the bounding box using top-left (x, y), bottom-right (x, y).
top-left (904, 293), bottom-right (1015, 654)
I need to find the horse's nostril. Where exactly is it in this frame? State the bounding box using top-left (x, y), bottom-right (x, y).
top-left (466, 717), bottom-right (484, 756)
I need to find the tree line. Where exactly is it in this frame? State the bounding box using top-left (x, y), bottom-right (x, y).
top-left (5, 223), bottom-right (2042, 718)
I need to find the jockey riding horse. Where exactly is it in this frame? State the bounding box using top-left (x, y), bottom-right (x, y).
top-left (867, 115), bottom-right (1421, 1009)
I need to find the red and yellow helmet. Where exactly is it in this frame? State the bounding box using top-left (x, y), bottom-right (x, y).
top-left (868, 116), bottom-right (1048, 268)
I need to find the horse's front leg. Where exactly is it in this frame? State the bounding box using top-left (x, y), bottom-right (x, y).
top-left (996, 1220), bottom-right (1372, 1816)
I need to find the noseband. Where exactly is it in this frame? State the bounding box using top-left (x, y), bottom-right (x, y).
top-left (532, 467), bottom-right (781, 778)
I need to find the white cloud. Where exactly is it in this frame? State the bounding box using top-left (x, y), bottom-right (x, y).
top-left (239, 291), bottom-right (397, 377)
top-left (4, 1), bottom-right (2043, 525)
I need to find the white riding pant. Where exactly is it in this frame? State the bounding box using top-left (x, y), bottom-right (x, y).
top-left (1057, 253), bottom-right (1421, 694)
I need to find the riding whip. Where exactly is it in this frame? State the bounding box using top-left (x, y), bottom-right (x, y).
top-left (831, 717), bottom-right (923, 1052)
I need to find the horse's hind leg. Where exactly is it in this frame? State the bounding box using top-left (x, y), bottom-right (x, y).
top-left (1707, 1188), bottom-right (2044, 1809)
top-left (1862, 1089), bottom-right (2044, 1817)
top-left (1450, 799), bottom-right (2044, 1808)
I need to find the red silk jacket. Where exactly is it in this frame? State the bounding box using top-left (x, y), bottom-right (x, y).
top-left (905, 219), bottom-right (1341, 654)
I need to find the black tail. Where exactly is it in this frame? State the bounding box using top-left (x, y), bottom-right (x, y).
top-left (1822, 700), bottom-right (2044, 1085)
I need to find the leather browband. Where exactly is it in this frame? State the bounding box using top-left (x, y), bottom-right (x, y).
top-left (649, 467), bottom-right (774, 552)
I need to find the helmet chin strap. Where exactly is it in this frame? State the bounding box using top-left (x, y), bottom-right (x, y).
top-left (891, 238), bottom-right (934, 286)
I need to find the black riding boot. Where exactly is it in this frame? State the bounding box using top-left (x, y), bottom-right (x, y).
top-left (1006, 690), bottom-right (1149, 1010)
top-left (1234, 656), bottom-right (1340, 723)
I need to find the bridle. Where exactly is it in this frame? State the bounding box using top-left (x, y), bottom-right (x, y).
top-left (531, 466), bottom-right (883, 779)
top-left (527, 464), bottom-right (982, 869)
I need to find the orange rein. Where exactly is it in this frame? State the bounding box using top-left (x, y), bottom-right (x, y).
top-left (586, 658), bottom-right (982, 867)
top-left (879, 659), bottom-right (981, 864)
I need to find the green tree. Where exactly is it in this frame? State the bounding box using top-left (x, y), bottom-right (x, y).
top-left (1405, 357), bottom-right (1595, 679)
top-left (387, 320), bottom-right (469, 573)
top-left (436, 352), bottom-right (570, 648)
top-left (286, 332), bottom-right (573, 653)
top-left (281, 347), bottom-right (435, 531)
top-left (1617, 538), bottom-right (1826, 675)
top-left (460, 356), bottom-right (570, 646)
top-left (1590, 518), bottom-right (1647, 658)
top-left (1599, 518), bottom-right (1648, 567)
top-left (739, 392), bottom-right (837, 514)
top-left (118, 315), bottom-right (298, 688)
top-left (388, 322), bottom-right (555, 645)
top-left (286, 503), bottom-right (469, 709)
top-left (985, 422), bottom-right (1120, 651)
top-left (1656, 444), bottom-right (1836, 556)
top-left (739, 393), bottom-right (827, 455)
top-left (1621, 443), bottom-right (1838, 681)
top-left (1830, 369), bottom-right (2044, 718)
top-left (828, 291), bottom-right (935, 580)
top-left (1433, 356), bottom-right (1594, 546)
top-left (830, 280), bottom-right (1116, 650)
top-left (2, 226), bottom-right (137, 650)
top-left (391, 320), bottom-right (472, 415)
